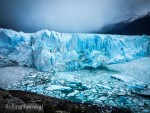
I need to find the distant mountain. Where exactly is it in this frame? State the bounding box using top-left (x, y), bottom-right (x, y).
top-left (99, 12), bottom-right (150, 35)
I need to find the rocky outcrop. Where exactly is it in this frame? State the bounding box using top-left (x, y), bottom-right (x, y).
top-left (0, 89), bottom-right (131, 113)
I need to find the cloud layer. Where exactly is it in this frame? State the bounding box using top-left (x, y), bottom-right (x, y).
top-left (0, 0), bottom-right (150, 33)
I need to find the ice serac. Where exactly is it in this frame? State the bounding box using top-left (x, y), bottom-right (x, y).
top-left (0, 28), bottom-right (150, 71)
top-left (0, 28), bottom-right (32, 67)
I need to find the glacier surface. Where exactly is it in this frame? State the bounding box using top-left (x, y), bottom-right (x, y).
top-left (0, 28), bottom-right (150, 71)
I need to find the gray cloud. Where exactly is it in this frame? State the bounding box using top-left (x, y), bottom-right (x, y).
top-left (0, 0), bottom-right (150, 33)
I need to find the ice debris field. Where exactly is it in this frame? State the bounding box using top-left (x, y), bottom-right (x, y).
top-left (0, 28), bottom-right (150, 113)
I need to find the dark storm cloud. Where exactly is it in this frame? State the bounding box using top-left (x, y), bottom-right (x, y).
top-left (0, 0), bottom-right (150, 33)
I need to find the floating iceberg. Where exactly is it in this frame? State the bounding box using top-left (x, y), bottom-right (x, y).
top-left (0, 28), bottom-right (150, 71)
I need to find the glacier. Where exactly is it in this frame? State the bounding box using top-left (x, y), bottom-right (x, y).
top-left (0, 28), bottom-right (150, 113)
top-left (0, 28), bottom-right (150, 71)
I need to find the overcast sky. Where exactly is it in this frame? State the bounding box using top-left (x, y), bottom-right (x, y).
top-left (0, 0), bottom-right (150, 33)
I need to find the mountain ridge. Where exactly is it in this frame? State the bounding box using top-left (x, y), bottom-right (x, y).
top-left (99, 12), bottom-right (150, 35)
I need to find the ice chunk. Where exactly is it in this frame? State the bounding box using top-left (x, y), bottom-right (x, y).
top-left (67, 90), bottom-right (79, 97)
top-left (97, 84), bottom-right (111, 90)
top-left (46, 85), bottom-right (71, 91)
top-left (111, 74), bottom-right (134, 82)
top-left (99, 96), bottom-right (107, 101)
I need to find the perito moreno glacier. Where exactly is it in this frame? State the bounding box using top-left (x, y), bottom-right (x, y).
top-left (0, 28), bottom-right (150, 71)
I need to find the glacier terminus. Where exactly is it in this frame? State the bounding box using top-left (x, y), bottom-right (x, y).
top-left (0, 28), bottom-right (150, 72)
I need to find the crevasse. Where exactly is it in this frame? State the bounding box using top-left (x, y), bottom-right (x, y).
top-left (0, 28), bottom-right (150, 71)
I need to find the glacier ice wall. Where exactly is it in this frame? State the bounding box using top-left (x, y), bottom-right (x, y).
top-left (0, 28), bottom-right (150, 71)
top-left (0, 29), bottom-right (32, 66)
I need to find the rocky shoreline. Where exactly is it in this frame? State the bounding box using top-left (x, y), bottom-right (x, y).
top-left (0, 89), bottom-right (132, 113)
